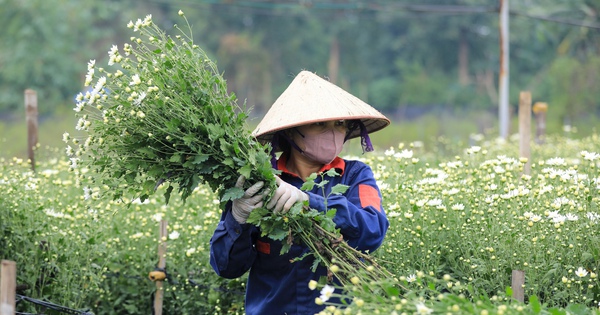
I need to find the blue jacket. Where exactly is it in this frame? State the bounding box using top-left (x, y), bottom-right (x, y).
top-left (209, 156), bottom-right (389, 315)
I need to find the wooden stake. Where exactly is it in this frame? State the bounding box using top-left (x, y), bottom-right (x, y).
top-left (1, 260), bottom-right (16, 315)
top-left (519, 91), bottom-right (531, 175)
top-left (533, 102), bottom-right (548, 144)
top-left (511, 270), bottom-right (525, 303)
top-left (153, 220), bottom-right (168, 315)
top-left (24, 89), bottom-right (38, 172)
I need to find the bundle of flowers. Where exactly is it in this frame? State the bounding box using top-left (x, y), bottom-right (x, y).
top-left (68, 11), bottom-right (394, 293)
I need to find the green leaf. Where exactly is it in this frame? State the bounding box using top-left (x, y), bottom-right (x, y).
top-left (246, 208), bottom-right (269, 226)
top-left (324, 168), bottom-right (340, 177)
top-left (565, 304), bottom-right (588, 315)
top-left (165, 118), bottom-right (181, 131)
top-left (164, 185), bottom-right (174, 205)
top-left (222, 157), bottom-right (234, 167)
top-left (280, 242), bottom-right (291, 255)
top-left (505, 286), bottom-right (513, 297)
top-left (330, 184), bottom-right (349, 195)
top-left (300, 180), bottom-right (315, 191)
top-left (384, 285), bottom-right (400, 296)
top-left (269, 226), bottom-right (288, 241)
top-left (529, 295), bottom-right (541, 314)
top-left (169, 154), bottom-right (182, 163)
top-left (221, 187), bottom-right (244, 203)
top-left (238, 163), bottom-right (252, 179)
top-left (136, 147), bottom-right (157, 158)
top-left (193, 154), bottom-right (210, 164)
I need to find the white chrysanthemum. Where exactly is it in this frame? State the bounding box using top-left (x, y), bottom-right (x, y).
top-left (384, 148), bottom-right (395, 156)
top-left (468, 146), bottom-right (482, 154)
top-left (169, 231), bottom-right (180, 240)
top-left (186, 248), bottom-right (196, 257)
top-left (444, 188), bottom-right (460, 195)
top-left (134, 92), bottom-right (147, 106)
top-left (65, 145), bottom-right (74, 156)
top-left (494, 165), bottom-right (506, 174)
top-left (130, 74), bottom-right (142, 85)
top-left (565, 213), bottom-right (578, 221)
top-left (133, 18), bottom-right (143, 31)
top-left (546, 157), bottom-right (566, 166)
top-left (529, 214), bottom-right (542, 222)
top-left (108, 45), bottom-right (119, 65)
top-left (581, 150), bottom-right (600, 161)
top-left (75, 118), bottom-right (87, 131)
top-left (539, 184), bottom-right (553, 194)
top-left (427, 198), bottom-right (442, 207)
top-left (319, 285), bottom-right (335, 302)
top-left (451, 203), bottom-right (464, 211)
top-left (388, 211), bottom-right (401, 217)
top-left (93, 76), bottom-right (107, 93)
top-left (83, 186), bottom-right (92, 200)
top-left (69, 157), bottom-right (79, 168)
top-left (394, 149), bottom-right (414, 159)
top-left (153, 213), bottom-right (163, 222)
top-left (586, 212), bottom-right (600, 222)
top-left (73, 101), bottom-right (85, 112)
top-left (576, 267), bottom-right (589, 277)
top-left (415, 302), bottom-right (432, 315)
top-left (84, 68), bottom-right (94, 86)
top-left (446, 161), bottom-right (463, 168)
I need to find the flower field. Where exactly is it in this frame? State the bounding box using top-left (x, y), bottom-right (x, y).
top-left (1, 132), bottom-right (599, 314)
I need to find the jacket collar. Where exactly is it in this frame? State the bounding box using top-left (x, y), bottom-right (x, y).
top-left (277, 153), bottom-right (345, 178)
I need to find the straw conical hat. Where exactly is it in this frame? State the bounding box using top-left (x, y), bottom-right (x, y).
top-left (252, 70), bottom-right (390, 144)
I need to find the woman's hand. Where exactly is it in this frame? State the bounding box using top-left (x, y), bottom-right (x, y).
top-left (266, 176), bottom-right (308, 214)
top-left (231, 175), bottom-right (267, 224)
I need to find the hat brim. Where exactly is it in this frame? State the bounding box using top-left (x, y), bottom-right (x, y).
top-left (252, 71), bottom-right (390, 144)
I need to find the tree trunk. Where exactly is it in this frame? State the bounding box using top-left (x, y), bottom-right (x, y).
top-left (458, 27), bottom-right (470, 85)
top-left (328, 36), bottom-right (340, 84)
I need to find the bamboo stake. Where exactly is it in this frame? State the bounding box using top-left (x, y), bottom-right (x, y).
top-left (0, 260), bottom-right (16, 315)
top-left (511, 270), bottom-right (525, 303)
top-left (519, 91), bottom-right (531, 175)
top-left (24, 89), bottom-right (38, 172)
top-left (153, 220), bottom-right (168, 315)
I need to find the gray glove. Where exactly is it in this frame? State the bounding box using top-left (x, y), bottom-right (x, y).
top-left (231, 175), bottom-right (266, 224)
top-left (266, 176), bottom-right (308, 214)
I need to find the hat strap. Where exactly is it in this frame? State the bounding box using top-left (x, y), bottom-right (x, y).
top-left (270, 130), bottom-right (305, 167)
top-left (359, 121), bottom-right (374, 153)
top-left (269, 133), bottom-right (280, 168)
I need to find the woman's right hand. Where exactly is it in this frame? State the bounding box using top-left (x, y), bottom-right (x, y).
top-left (231, 175), bottom-right (266, 224)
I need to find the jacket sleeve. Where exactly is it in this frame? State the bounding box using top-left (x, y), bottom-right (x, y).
top-left (306, 163), bottom-right (388, 253)
top-left (209, 203), bottom-right (257, 279)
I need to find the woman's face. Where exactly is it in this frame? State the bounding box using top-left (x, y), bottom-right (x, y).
top-left (288, 120), bottom-right (348, 159)
top-left (294, 120), bottom-right (347, 138)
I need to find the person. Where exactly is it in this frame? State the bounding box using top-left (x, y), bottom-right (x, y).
top-left (209, 70), bottom-right (391, 315)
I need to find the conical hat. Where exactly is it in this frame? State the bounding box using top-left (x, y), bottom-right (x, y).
top-left (252, 71), bottom-right (390, 144)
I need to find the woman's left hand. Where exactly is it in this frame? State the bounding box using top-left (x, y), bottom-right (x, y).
top-left (266, 176), bottom-right (308, 214)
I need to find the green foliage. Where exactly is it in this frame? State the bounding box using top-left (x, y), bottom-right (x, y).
top-left (70, 13), bottom-right (275, 204)
top-left (2, 133), bottom-right (600, 313)
top-left (2, 0), bottom-right (600, 121)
